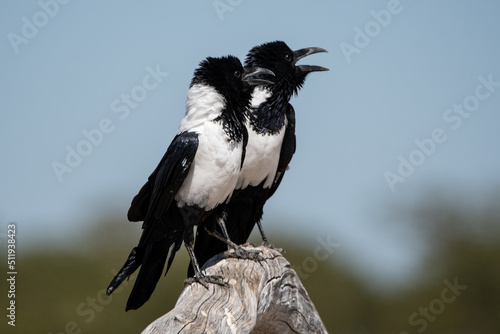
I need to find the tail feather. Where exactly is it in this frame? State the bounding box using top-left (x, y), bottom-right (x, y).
top-left (107, 209), bottom-right (184, 310)
top-left (125, 240), bottom-right (173, 311)
top-left (166, 240), bottom-right (182, 275)
top-left (107, 247), bottom-right (144, 296)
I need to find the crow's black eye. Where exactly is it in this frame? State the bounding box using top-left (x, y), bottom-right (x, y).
top-left (285, 53), bottom-right (292, 62)
top-left (234, 70), bottom-right (241, 78)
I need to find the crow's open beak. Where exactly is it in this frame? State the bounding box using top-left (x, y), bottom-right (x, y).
top-left (293, 47), bottom-right (329, 73)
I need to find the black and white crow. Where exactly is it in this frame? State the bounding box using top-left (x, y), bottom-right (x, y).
top-left (106, 55), bottom-right (273, 311)
top-left (190, 41), bottom-right (328, 276)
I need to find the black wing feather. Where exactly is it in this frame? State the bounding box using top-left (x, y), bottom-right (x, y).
top-left (127, 132), bottom-right (197, 221)
top-left (267, 103), bottom-right (296, 199)
top-left (107, 131), bottom-right (198, 310)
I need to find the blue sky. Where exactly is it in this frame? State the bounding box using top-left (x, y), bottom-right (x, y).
top-left (1, 0), bottom-right (500, 289)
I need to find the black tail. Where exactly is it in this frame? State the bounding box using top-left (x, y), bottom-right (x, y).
top-left (125, 236), bottom-right (181, 310)
top-left (107, 209), bottom-right (184, 310)
top-left (107, 247), bottom-right (144, 295)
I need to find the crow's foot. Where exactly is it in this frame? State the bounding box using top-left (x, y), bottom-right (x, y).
top-left (261, 242), bottom-right (284, 253)
top-left (183, 274), bottom-right (228, 289)
top-left (224, 245), bottom-right (264, 261)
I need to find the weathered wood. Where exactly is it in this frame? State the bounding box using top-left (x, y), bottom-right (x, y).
top-left (142, 245), bottom-right (328, 334)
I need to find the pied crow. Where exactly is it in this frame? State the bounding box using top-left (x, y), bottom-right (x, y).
top-left (190, 41), bottom-right (328, 276)
top-left (106, 55), bottom-right (273, 310)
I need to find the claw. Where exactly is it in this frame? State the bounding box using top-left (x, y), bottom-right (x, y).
top-left (183, 274), bottom-right (228, 288)
top-left (224, 245), bottom-right (265, 261)
top-left (261, 242), bottom-right (284, 253)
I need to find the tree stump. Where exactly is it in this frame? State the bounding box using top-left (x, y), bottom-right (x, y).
top-left (142, 245), bottom-right (328, 334)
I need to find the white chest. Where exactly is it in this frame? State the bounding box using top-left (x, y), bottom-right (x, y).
top-left (237, 118), bottom-right (287, 189)
top-left (175, 84), bottom-right (243, 210)
top-left (176, 122), bottom-right (243, 210)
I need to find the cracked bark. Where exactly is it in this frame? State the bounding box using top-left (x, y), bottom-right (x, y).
top-left (141, 245), bottom-right (328, 334)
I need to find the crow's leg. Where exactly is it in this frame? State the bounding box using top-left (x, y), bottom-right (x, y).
top-left (256, 219), bottom-right (270, 246)
top-left (256, 219), bottom-right (283, 252)
top-left (180, 206), bottom-right (227, 288)
top-left (203, 211), bottom-right (240, 250)
top-left (207, 212), bottom-right (263, 260)
top-left (184, 242), bottom-right (227, 288)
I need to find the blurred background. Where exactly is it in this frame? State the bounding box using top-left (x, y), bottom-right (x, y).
top-left (1, 0), bottom-right (499, 333)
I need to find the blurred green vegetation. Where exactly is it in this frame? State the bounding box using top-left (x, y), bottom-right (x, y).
top-left (2, 194), bottom-right (500, 333)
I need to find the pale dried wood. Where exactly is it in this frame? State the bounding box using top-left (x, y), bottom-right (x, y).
top-left (142, 245), bottom-right (328, 334)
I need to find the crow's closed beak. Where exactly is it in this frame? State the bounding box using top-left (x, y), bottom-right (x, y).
top-left (243, 67), bottom-right (275, 85)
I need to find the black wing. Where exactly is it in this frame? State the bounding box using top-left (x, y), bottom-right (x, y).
top-left (108, 131), bottom-right (198, 310)
top-left (267, 103), bottom-right (296, 199)
top-left (127, 132), bottom-right (198, 222)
